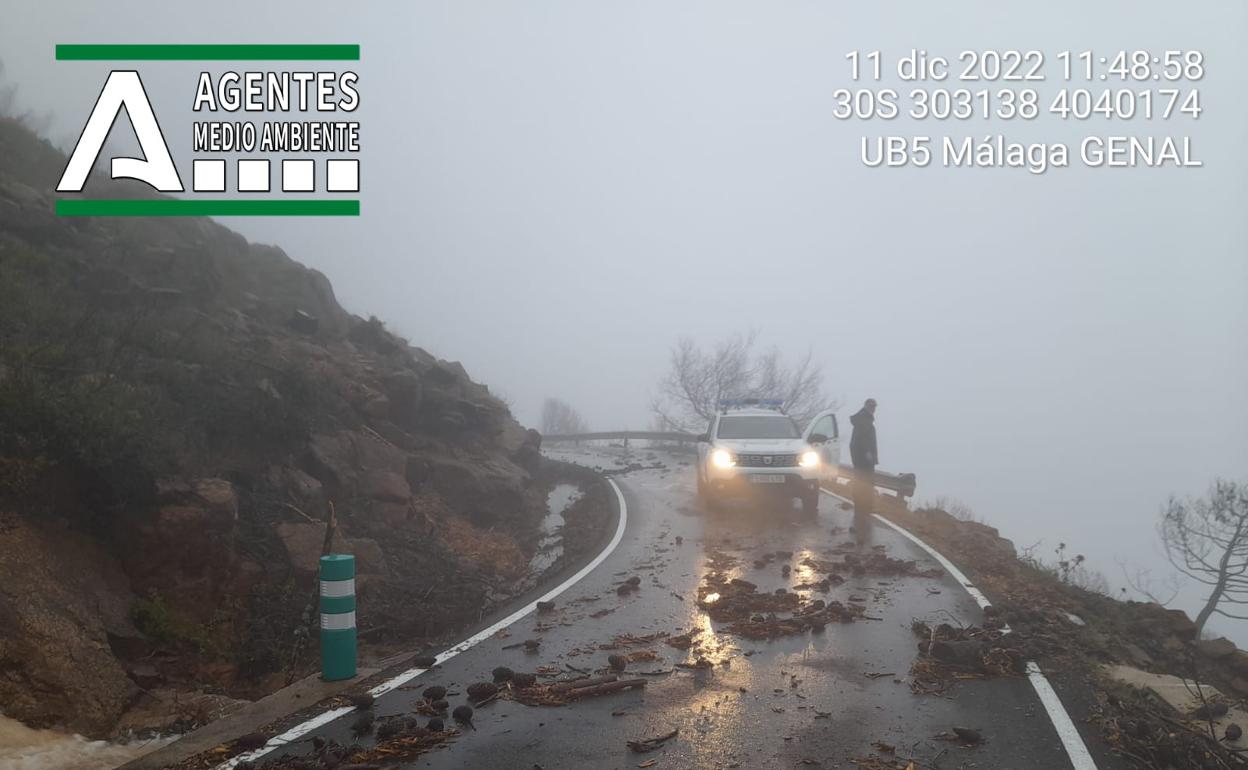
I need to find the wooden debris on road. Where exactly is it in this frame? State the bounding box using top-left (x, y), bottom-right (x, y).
top-left (909, 620), bottom-right (1023, 694)
top-left (506, 674), bottom-right (647, 706)
top-left (627, 729), bottom-right (679, 753)
top-left (665, 631), bottom-right (698, 649)
top-left (551, 674), bottom-right (617, 693)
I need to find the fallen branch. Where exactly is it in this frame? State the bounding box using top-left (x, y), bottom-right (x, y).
top-left (551, 675), bottom-right (616, 693)
top-left (567, 678), bottom-right (646, 699)
top-left (627, 728), bottom-right (678, 753)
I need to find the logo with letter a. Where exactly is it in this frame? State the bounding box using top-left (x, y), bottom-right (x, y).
top-left (58, 70), bottom-right (183, 193)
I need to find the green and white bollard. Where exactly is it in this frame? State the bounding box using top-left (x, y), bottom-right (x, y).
top-left (319, 554), bottom-right (357, 681)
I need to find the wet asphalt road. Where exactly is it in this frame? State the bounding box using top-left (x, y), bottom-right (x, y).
top-left (283, 446), bottom-right (1128, 770)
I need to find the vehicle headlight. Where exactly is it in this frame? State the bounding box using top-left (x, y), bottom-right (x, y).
top-left (799, 450), bottom-right (820, 468)
top-left (711, 449), bottom-right (736, 468)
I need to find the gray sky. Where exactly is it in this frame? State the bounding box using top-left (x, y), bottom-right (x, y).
top-left (3, 1), bottom-right (1246, 638)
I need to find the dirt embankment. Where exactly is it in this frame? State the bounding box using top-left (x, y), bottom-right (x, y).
top-left (0, 116), bottom-right (562, 739)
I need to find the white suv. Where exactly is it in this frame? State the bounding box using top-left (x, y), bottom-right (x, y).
top-left (695, 400), bottom-right (841, 514)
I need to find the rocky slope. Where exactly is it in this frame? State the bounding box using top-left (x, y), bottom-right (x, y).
top-left (0, 117), bottom-right (546, 738)
top-left (873, 497), bottom-right (1248, 768)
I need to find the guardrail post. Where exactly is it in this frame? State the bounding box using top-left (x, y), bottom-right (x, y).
top-left (319, 554), bottom-right (357, 681)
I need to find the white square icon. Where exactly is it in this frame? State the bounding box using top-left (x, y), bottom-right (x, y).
top-left (192, 159), bottom-right (226, 192)
top-left (282, 159), bottom-right (315, 192)
top-left (237, 159), bottom-right (270, 192)
top-left (326, 159), bottom-right (359, 192)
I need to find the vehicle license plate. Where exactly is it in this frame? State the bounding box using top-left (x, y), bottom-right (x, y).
top-left (750, 474), bottom-right (785, 484)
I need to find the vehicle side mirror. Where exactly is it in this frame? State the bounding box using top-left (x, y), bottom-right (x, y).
top-left (696, 433), bottom-right (710, 443)
top-left (809, 433), bottom-right (828, 444)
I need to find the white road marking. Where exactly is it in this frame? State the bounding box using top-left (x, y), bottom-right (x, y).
top-left (217, 478), bottom-right (630, 768)
top-left (870, 510), bottom-right (994, 610)
top-left (1026, 661), bottom-right (1099, 770)
top-left (819, 487), bottom-right (1099, 770)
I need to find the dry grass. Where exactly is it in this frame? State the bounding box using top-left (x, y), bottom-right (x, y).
top-left (437, 515), bottom-right (528, 579)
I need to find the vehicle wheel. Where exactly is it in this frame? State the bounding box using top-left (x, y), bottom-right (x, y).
top-left (801, 492), bottom-right (819, 516)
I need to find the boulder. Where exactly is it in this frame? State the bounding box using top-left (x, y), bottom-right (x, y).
top-left (192, 478), bottom-right (238, 520)
top-left (1196, 637), bottom-right (1238, 659)
top-left (126, 662), bottom-right (163, 689)
top-left (931, 639), bottom-right (985, 667)
top-left (281, 466), bottom-right (326, 509)
top-left (139, 501), bottom-right (234, 575)
top-left (288, 309), bottom-right (319, 334)
top-left (361, 470), bottom-right (411, 503)
top-left (1162, 636), bottom-right (1187, 655)
top-left (275, 522), bottom-right (348, 578)
top-left (511, 428), bottom-right (543, 474)
top-left (0, 513), bottom-right (138, 738)
top-left (421, 455), bottom-right (531, 528)
top-left (347, 537), bottom-right (389, 574)
top-left (1123, 643), bottom-right (1155, 668)
top-left (304, 430), bottom-right (408, 493)
top-left (305, 432), bottom-right (356, 489)
top-left (372, 501), bottom-right (414, 530)
top-left (1155, 606), bottom-right (1199, 641)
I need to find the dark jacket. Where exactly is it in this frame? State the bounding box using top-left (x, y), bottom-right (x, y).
top-left (849, 408), bottom-right (878, 469)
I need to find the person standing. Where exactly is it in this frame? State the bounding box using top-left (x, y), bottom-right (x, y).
top-left (849, 398), bottom-right (878, 518)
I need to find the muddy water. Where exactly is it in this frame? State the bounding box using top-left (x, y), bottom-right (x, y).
top-left (528, 483), bottom-right (582, 573)
top-left (0, 715), bottom-right (173, 770)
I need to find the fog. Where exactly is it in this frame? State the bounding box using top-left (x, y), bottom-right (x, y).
top-left (2, 1), bottom-right (1245, 639)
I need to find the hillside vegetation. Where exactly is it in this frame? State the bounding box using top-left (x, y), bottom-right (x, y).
top-left (0, 118), bottom-right (547, 737)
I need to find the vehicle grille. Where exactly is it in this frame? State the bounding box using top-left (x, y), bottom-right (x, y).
top-left (737, 453), bottom-right (798, 468)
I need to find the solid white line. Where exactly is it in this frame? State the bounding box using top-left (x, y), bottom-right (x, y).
top-left (818, 487), bottom-right (1098, 770)
top-left (217, 478), bottom-right (630, 769)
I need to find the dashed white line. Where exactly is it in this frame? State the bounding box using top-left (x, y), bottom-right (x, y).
top-left (820, 487), bottom-right (1099, 770)
top-left (218, 478), bottom-right (630, 769)
top-left (1025, 661), bottom-right (1099, 770)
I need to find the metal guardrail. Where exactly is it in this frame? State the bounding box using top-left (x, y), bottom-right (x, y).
top-left (836, 468), bottom-right (917, 499)
top-left (543, 430), bottom-right (697, 443)
top-left (542, 430), bottom-right (917, 499)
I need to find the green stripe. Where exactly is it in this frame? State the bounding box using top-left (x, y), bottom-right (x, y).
top-left (320, 554), bottom-right (356, 580)
top-left (56, 44), bottom-right (359, 61)
top-left (56, 199), bottom-right (359, 217)
top-left (320, 595), bottom-right (356, 614)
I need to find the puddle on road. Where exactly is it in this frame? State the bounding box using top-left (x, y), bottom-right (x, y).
top-left (0, 715), bottom-right (173, 770)
top-left (528, 483), bottom-right (582, 573)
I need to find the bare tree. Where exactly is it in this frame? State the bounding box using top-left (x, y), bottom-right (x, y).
top-left (1160, 479), bottom-right (1248, 634)
top-left (651, 332), bottom-right (835, 432)
top-left (1115, 558), bottom-right (1182, 606)
top-left (540, 397), bottom-right (589, 436)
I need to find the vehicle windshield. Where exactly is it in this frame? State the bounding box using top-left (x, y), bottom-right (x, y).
top-left (716, 415), bottom-right (800, 440)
